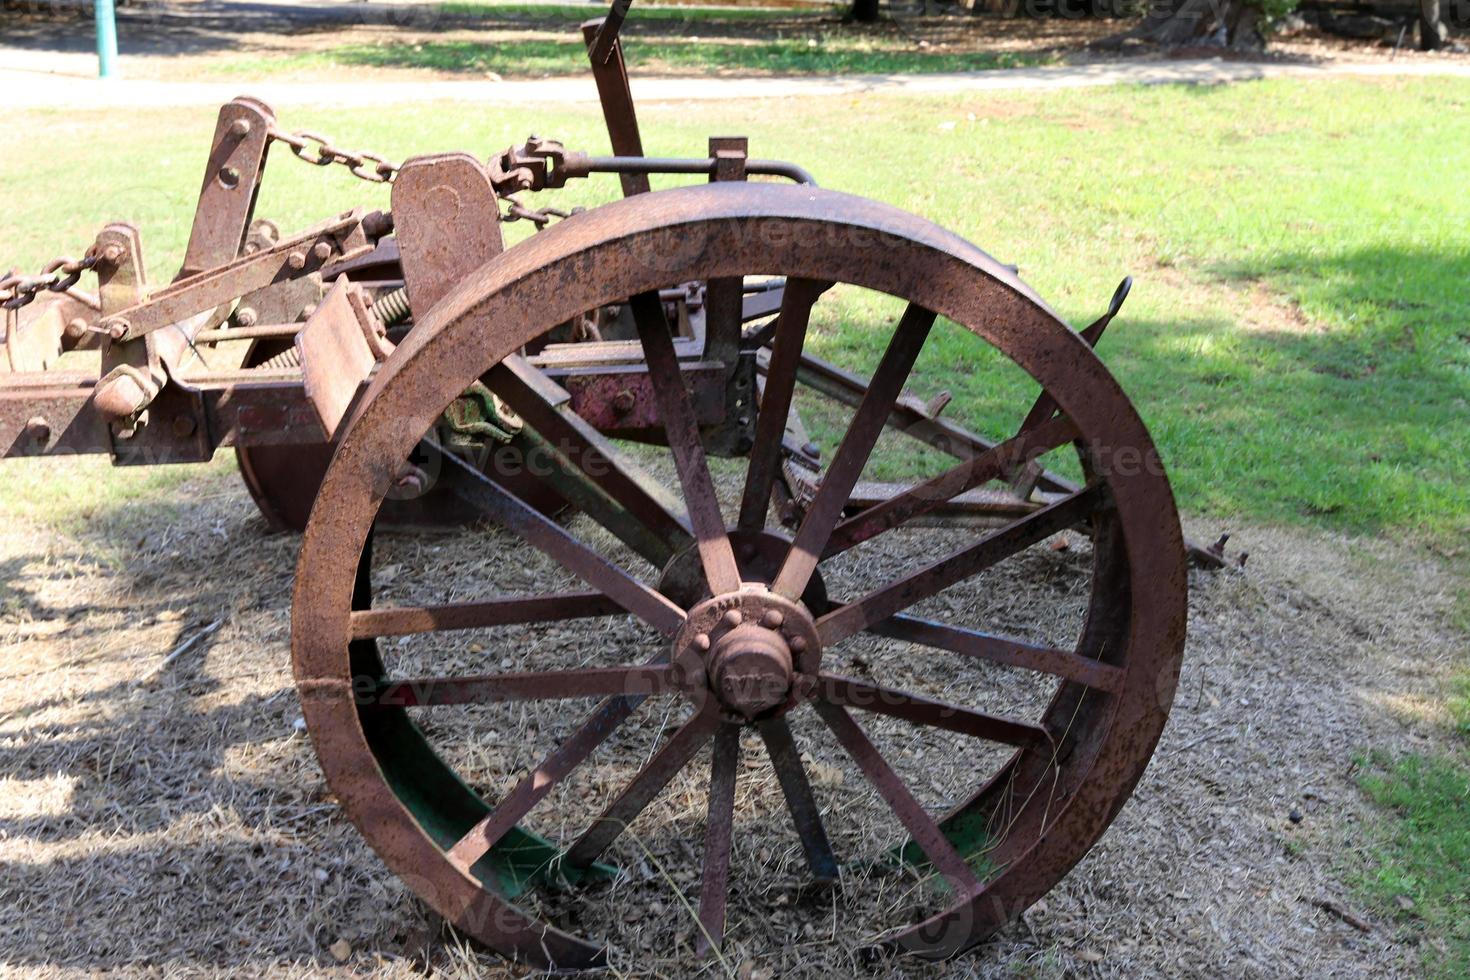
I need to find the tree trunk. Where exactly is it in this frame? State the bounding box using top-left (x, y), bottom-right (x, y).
top-left (1420, 0), bottom-right (1448, 49)
top-left (1097, 0), bottom-right (1266, 51)
top-left (851, 0), bottom-right (881, 22)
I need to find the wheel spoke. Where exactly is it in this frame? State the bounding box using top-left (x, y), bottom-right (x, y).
top-left (629, 290), bottom-right (741, 595)
top-left (811, 673), bottom-right (1050, 749)
top-left (369, 664), bottom-right (679, 708)
top-left (868, 614), bottom-right (1124, 694)
top-left (773, 303), bottom-right (936, 600)
top-left (487, 355), bottom-right (694, 563)
top-left (695, 723), bottom-right (740, 957)
top-left (823, 414), bottom-right (1080, 558)
top-left (565, 700), bottom-right (723, 867)
top-left (441, 444), bottom-right (686, 637)
top-left (737, 277), bottom-right (821, 534)
top-left (811, 700), bottom-right (980, 896)
top-left (755, 717), bottom-right (839, 881)
top-left (350, 592), bottom-right (622, 640)
top-left (446, 686), bottom-right (651, 870)
top-left (817, 484), bottom-right (1104, 647)
top-left (788, 349), bottom-right (1079, 496)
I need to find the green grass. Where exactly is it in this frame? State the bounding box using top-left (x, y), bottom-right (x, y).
top-left (1453, 674), bottom-right (1470, 739)
top-left (215, 35), bottom-right (1044, 79)
top-left (1356, 746), bottom-right (1470, 978)
top-left (1, 78), bottom-right (1468, 538)
top-left (333, 36), bottom-right (1040, 76)
top-left (208, 1), bottom-right (1044, 78)
top-left (439, 1), bottom-right (824, 21)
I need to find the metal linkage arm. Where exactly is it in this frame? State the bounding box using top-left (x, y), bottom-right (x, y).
top-left (99, 209), bottom-right (391, 343)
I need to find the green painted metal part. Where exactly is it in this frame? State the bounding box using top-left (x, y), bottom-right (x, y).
top-left (351, 539), bottom-right (616, 900)
top-left (886, 805), bottom-right (999, 888)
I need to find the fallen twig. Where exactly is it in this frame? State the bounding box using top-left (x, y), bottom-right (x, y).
top-left (1305, 895), bottom-right (1374, 933)
top-left (142, 617), bottom-right (226, 681)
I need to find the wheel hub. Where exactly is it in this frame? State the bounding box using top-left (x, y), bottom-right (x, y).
top-left (674, 587), bottom-right (821, 721)
top-left (708, 622), bottom-right (793, 718)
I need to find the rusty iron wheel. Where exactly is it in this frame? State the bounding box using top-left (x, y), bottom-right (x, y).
top-left (291, 183), bottom-right (1187, 969)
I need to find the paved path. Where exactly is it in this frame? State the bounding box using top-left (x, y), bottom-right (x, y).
top-left (3, 54), bottom-right (1469, 111)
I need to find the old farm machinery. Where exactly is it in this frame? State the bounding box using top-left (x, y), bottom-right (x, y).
top-left (0, 3), bottom-right (1206, 970)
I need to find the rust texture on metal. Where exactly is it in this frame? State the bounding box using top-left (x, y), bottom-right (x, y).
top-left (0, 0), bottom-right (1208, 969)
top-left (289, 178), bottom-right (1188, 968)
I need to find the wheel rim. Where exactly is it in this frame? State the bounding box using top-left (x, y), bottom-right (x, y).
top-left (292, 182), bottom-right (1187, 968)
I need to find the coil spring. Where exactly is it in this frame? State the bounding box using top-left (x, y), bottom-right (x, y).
top-left (261, 347), bottom-right (302, 371)
top-left (372, 287), bottom-right (412, 327)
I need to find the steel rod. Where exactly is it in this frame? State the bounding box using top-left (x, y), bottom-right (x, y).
top-left (773, 303), bottom-right (936, 600)
top-left (816, 484), bottom-right (1105, 647)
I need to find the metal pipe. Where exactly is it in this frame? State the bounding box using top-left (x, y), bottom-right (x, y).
top-left (95, 0), bottom-right (118, 79)
top-left (576, 156), bottom-right (817, 186)
top-left (195, 324), bottom-right (303, 344)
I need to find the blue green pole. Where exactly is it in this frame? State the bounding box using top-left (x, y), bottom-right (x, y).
top-left (95, 0), bottom-right (118, 79)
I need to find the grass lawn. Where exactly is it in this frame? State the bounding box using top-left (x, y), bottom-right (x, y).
top-left (280, 35), bottom-right (1045, 77)
top-left (4, 78), bottom-right (1464, 538)
top-left (209, 2), bottom-right (1053, 78)
top-left (2, 76), bottom-right (1468, 969)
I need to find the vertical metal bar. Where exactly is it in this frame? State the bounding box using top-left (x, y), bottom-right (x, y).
top-left (703, 136), bottom-right (748, 368)
top-left (180, 99), bottom-right (275, 279)
top-left (581, 18), bottom-right (649, 197)
top-left (95, 0), bottom-right (118, 79)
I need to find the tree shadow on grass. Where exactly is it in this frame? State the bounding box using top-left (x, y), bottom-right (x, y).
top-left (0, 485), bottom-right (406, 969)
top-left (1111, 243), bottom-right (1469, 537)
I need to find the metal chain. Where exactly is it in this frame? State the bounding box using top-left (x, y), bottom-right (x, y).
top-left (501, 196), bottom-right (577, 229)
top-left (0, 252), bottom-right (98, 310)
top-left (268, 126), bottom-right (400, 184)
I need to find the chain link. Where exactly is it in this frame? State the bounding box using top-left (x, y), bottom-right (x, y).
top-left (5, 128), bottom-right (575, 309)
top-left (0, 253), bottom-right (98, 310)
top-left (269, 127), bottom-right (400, 184)
top-left (501, 196), bottom-right (576, 229)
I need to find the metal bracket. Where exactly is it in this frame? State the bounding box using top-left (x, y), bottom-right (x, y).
top-left (296, 278), bottom-right (384, 442)
top-left (179, 97), bottom-right (276, 279)
top-left (391, 153), bottom-right (505, 317)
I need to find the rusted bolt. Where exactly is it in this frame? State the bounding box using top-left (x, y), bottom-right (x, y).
top-left (802, 442), bottom-right (820, 458)
top-left (228, 118), bottom-right (251, 138)
top-left (106, 319), bottom-right (130, 341)
top-left (692, 633), bottom-right (711, 652)
top-left (287, 251), bottom-right (307, 271)
top-left (65, 317), bottom-right (89, 340)
top-left (24, 417), bottom-right (51, 447)
top-left (789, 636), bottom-right (807, 654)
top-left (99, 243), bottom-right (124, 265)
top-left (172, 414), bottom-right (197, 438)
top-left (611, 389), bottom-right (636, 416)
top-left (218, 166), bottom-right (240, 189)
top-left (311, 242), bottom-right (333, 262)
top-left (761, 609), bottom-right (784, 629)
top-left (722, 609), bottom-right (744, 628)
top-left (235, 307), bottom-right (258, 328)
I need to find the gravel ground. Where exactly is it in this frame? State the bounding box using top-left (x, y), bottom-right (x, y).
top-left (0, 456), bottom-right (1463, 977)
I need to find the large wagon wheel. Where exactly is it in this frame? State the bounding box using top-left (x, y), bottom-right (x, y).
top-left (292, 183), bottom-right (1187, 969)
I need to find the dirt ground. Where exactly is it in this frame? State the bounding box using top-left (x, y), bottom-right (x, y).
top-left (0, 451), bottom-right (1464, 977)
top-left (2, 0), bottom-right (1466, 83)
